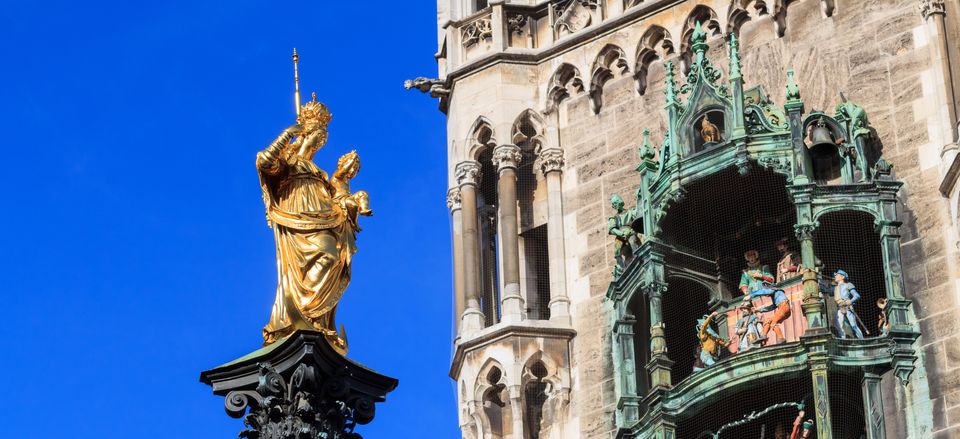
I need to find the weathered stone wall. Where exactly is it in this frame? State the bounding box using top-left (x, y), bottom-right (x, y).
top-left (442, 0), bottom-right (960, 437)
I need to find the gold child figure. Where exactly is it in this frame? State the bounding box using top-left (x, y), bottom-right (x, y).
top-left (330, 151), bottom-right (373, 232)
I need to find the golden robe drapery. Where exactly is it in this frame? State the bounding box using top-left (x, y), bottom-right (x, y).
top-left (256, 130), bottom-right (356, 347)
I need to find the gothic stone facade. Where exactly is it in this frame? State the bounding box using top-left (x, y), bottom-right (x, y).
top-left (425, 0), bottom-right (960, 437)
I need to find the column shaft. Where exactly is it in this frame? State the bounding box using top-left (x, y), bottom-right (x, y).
top-left (448, 188), bottom-right (466, 335)
top-left (540, 148), bottom-right (570, 323)
top-left (494, 145), bottom-right (525, 323)
top-left (613, 316), bottom-right (641, 428)
top-left (509, 388), bottom-right (524, 439)
top-left (810, 362), bottom-right (834, 439)
top-left (461, 184), bottom-right (481, 310)
top-left (933, 14), bottom-right (958, 140)
top-left (862, 370), bottom-right (886, 439)
top-left (456, 161), bottom-right (484, 334)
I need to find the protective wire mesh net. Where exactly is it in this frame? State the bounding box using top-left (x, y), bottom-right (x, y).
top-left (478, 149), bottom-right (500, 327)
top-left (523, 361), bottom-right (549, 439)
top-left (813, 211), bottom-right (886, 338)
top-left (518, 158), bottom-right (551, 321)
top-left (629, 166), bottom-right (877, 437)
top-left (517, 112), bottom-right (551, 321)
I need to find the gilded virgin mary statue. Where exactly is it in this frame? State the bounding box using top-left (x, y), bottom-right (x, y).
top-left (256, 96), bottom-right (371, 354)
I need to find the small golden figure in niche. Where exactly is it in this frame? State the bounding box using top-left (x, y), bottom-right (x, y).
top-left (700, 114), bottom-right (721, 143)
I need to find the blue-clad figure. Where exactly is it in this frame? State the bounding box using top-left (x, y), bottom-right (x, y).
top-left (833, 270), bottom-right (865, 338)
top-left (749, 286), bottom-right (791, 343)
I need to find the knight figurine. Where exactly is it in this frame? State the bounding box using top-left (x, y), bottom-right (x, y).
top-left (833, 270), bottom-right (865, 338)
top-left (608, 194), bottom-right (642, 276)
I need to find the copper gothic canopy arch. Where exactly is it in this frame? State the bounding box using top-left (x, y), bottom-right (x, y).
top-left (605, 23), bottom-right (917, 439)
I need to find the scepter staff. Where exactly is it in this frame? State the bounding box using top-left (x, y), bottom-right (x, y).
top-left (293, 48), bottom-right (301, 117)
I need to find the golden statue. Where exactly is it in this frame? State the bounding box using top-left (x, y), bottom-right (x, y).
top-left (255, 51), bottom-right (370, 354)
top-left (700, 114), bottom-right (721, 143)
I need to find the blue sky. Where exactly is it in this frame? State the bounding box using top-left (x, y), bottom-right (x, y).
top-left (0, 1), bottom-right (458, 437)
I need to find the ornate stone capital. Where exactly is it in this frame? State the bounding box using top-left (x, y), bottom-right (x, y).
top-left (455, 161), bottom-right (482, 186)
top-left (919, 0), bottom-right (945, 19)
top-left (446, 187), bottom-right (462, 212)
top-left (491, 144), bottom-right (523, 171)
top-left (537, 148), bottom-right (566, 174)
top-left (641, 281), bottom-right (668, 299)
top-left (794, 222), bottom-right (819, 241)
top-left (200, 332), bottom-right (397, 439)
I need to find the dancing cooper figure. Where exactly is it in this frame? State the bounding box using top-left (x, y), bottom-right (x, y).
top-left (256, 96), bottom-right (371, 354)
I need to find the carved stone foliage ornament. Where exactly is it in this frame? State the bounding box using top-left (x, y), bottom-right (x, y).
top-left (447, 187), bottom-right (462, 211)
top-left (758, 155), bottom-right (793, 178)
top-left (201, 333), bottom-right (397, 439)
top-left (492, 145), bottom-right (523, 170)
top-left (461, 17), bottom-right (493, 48)
top-left (745, 88), bottom-right (789, 134)
top-left (919, 0), bottom-right (945, 19)
top-left (507, 13), bottom-right (529, 35)
top-left (537, 148), bottom-right (566, 174)
top-left (226, 363), bottom-right (373, 439)
top-left (456, 161), bottom-right (482, 186)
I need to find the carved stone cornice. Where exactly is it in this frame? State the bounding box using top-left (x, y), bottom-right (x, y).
top-left (492, 144), bottom-right (523, 171)
top-left (449, 320), bottom-right (577, 380)
top-left (447, 187), bottom-right (462, 212)
top-left (537, 148), bottom-right (566, 174)
top-left (455, 161), bottom-right (482, 186)
top-left (919, 0), bottom-right (945, 19)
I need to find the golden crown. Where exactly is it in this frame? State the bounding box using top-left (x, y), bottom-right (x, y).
top-left (298, 97), bottom-right (332, 126)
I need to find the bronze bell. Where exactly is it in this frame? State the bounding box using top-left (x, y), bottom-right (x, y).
top-left (809, 117), bottom-right (834, 148)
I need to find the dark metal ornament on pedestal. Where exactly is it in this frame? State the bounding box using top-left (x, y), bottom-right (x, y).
top-left (200, 331), bottom-right (398, 439)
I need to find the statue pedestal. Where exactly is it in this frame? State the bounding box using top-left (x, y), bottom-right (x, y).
top-left (200, 331), bottom-right (398, 439)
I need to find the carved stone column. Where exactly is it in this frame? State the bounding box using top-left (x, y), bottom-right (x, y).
top-left (492, 145), bottom-right (526, 323)
top-left (448, 187), bottom-right (466, 336)
top-left (200, 331), bottom-right (398, 439)
top-left (646, 281), bottom-right (672, 388)
top-left (491, 3), bottom-right (508, 52)
top-left (809, 357), bottom-right (834, 439)
top-left (537, 148), bottom-right (571, 324)
top-left (794, 221), bottom-right (817, 271)
top-left (801, 269), bottom-right (829, 334)
top-left (612, 313), bottom-right (641, 428)
top-left (920, 0), bottom-right (958, 141)
top-left (457, 161), bottom-right (485, 334)
top-left (508, 385), bottom-right (525, 439)
top-left (862, 368), bottom-right (887, 439)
